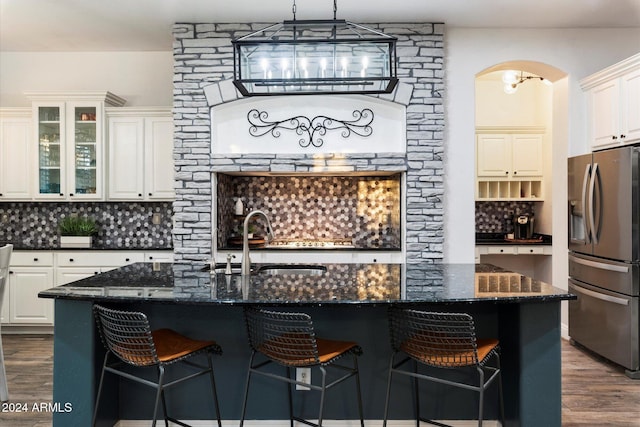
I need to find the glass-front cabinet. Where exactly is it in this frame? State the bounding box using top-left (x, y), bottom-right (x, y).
top-left (29, 92), bottom-right (125, 200)
top-left (37, 104), bottom-right (64, 197)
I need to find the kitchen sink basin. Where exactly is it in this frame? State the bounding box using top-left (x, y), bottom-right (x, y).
top-left (257, 264), bottom-right (327, 276)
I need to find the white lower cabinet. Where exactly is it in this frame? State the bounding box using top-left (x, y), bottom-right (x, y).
top-left (5, 250), bottom-right (167, 328)
top-left (3, 252), bottom-right (55, 325)
top-left (9, 267), bottom-right (54, 324)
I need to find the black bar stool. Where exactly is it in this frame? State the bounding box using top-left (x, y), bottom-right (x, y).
top-left (383, 307), bottom-right (505, 427)
top-left (92, 304), bottom-right (223, 427)
top-left (240, 306), bottom-right (365, 427)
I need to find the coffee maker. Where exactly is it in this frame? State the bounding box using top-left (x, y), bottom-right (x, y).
top-left (513, 213), bottom-right (535, 240)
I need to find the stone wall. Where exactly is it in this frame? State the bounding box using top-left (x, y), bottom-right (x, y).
top-left (172, 22), bottom-right (444, 263)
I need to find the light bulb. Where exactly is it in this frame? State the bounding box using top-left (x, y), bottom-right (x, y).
top-left (502, 70), bottom-right (518, 85)
top-left (504, 83), bottom-right (518, 94)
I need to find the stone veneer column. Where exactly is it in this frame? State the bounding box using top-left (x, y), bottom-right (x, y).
top-left (172, 23), bottom-right (444, 264)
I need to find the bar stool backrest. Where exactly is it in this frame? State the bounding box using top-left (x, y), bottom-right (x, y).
top-left (93, 305), bottom-right (160, 367)
top-left (389, 308), bottom-right (482, 368)
top-left (244, 307), bottom-right (321, 367)
top-left (0, 245), bottom-right (12, 310)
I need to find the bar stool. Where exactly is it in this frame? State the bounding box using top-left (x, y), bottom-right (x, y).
top-left (240, 306), bottom-right (365, 427)
top-left (92, 304), bottom-right (223, 427)
top-left (0, 244), bottom-right (13, 402)
top-left (383, 307), bottom-right (505, 427)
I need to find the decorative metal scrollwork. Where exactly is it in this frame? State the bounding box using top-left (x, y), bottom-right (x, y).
top-left (247, 108), bottom-right (374, 148)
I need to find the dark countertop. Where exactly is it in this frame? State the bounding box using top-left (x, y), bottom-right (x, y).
top-left (475, 232), bottom-right (552, 246)
top-left (39, 262), bottom-right (575, 305)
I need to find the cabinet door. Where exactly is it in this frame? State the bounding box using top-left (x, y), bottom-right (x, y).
top-left (621, 68), bottom-right (640, 143)
top-left (56, 268), bottom-right (99, 286)
top-left (9, 267), bottom-right (54, 324)
top-left (145, 116), bottom-right (174, 200)
top-left (511, 134), bottom-right (543, 176)
top-left (590, 79), bottom-right (620, 149)
top-left (477, 134), bottom-right (510, 177)
top-left (34, 103), bottom-right (66, 199)
top-left (108, 116), bottom-right (145, 199)
top-left (0, 115), bottom-right (32, 199)
top-left (67, 102), bottom-right (103, 200)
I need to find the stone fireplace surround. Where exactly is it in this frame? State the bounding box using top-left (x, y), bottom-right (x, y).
top-left (172, 22), bottom-right (444, 264)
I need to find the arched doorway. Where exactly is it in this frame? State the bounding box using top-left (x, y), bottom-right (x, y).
top-left (474, 61), bottom-right (569, 328)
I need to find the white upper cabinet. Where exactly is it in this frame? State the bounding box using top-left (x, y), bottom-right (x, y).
top-left (581, 53), bottom-right (640, 150)
top-left (26, 91), bottom-right (126, 201)
top-left (107, 108), bottom-right (174, 201)
top-left (0, 109), bottom-right (32, 200)
top-left (477, 131), bottom-right (543, 178)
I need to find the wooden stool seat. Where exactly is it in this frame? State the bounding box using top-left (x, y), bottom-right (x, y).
top-left (152, 328), bottom-right (219, 363)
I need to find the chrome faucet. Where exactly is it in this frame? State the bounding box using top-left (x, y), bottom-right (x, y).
top-left (241, 210), bottom-right (274, 275)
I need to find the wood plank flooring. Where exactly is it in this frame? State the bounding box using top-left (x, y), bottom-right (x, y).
top-left (0, 335), bottom-right (638, 426)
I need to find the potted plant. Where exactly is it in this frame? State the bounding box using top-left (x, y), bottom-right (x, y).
top-left (59, 216), bottom-right (98, 248)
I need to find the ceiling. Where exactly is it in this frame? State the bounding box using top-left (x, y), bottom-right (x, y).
top-left (1, 0), bottom-right (639, 52)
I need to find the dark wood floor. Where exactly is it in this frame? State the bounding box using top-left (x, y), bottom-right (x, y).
top-left (0, 335), bottom-right (638, 426)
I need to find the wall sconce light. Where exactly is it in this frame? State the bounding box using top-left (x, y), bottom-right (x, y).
top-left (231, 0), bottom-right (398, 96)
top-left (502, 70), bottom-right (551, 94)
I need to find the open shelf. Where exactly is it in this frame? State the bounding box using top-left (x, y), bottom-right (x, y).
top-left (476, 180), bottom-right (543, 201)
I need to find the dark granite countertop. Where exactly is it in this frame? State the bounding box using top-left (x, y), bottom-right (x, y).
top-left (38, 262), bottom-right (575, 306)
top-left (475, 232), bottom-right (552, 246)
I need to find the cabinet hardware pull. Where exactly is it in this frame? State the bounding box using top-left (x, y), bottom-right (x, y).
top-left (59, 193), bottom-right (64, 196)
top-left (125, 258), bottom-right (130, 262)
top-left (69, 258), bottom-right (74, 262)
top-left (0, 193), bottom-right (3, 197)
top-left (33, 258), bottom-right (38, 261)
top-left (138, 193), bottom-right (142, 197)
top-left (69, 193), bottom-right (74, 196)
top-left (612, 135), bottom-right (618, 140)
top-left (621, 134), bottom-right (626, 138)
top-left (148, 193), bottom-right (152, 196)
top-left (9, 271), bottom-right (13, 274)
top-left (505, 171), bottom-right (508, 174)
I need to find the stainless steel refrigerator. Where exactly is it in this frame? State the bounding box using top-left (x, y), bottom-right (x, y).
top-left (568, 145), bottom-right (640, 379)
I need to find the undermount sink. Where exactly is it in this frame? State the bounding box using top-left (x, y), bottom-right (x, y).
top-left (257, 264), bottom-right (327, 276)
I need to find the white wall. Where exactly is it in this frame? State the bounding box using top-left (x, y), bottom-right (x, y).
top-left (0, 52), bottom-right (173, 107)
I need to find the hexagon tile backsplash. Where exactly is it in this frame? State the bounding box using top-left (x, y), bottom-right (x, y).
top-left (475, 201), bottom-right (535, 233)
top-left (217, 174), bottom-right (402, 249)
top-left (0, 202), bottom-right (173, 250)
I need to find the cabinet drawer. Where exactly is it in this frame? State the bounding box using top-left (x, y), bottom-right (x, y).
top-left (487, 246), bottom-right (516, 255)
top-left (56, 251), bottom-right (144, 267)
top-left (144, 251), bottom-right (174, 263)
top-left (516, 246), bottom-right (545, 255)
top-left (11, 252), bottom-right (54, 267)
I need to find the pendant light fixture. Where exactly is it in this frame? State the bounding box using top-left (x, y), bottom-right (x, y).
top-left (232, 0), bottom-right (398, 96)
top-left (502, 70), bottom-right (551, 94)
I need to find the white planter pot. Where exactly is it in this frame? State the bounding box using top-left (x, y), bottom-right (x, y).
top-left (60, 236), bottom-right (93, 248)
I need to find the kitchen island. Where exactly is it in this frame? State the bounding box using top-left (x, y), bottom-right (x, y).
top-left (39, 262), bottom-right (574, 426)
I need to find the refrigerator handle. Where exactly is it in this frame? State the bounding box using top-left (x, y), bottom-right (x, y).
top-left (582, 163), bottom-right (592, 243)
top-left (569, 281), bottom-right (629, 306)
top-left (569, 253), bottom-right (630, 273)
top-left (589, 162), bottom-right (600, 245)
